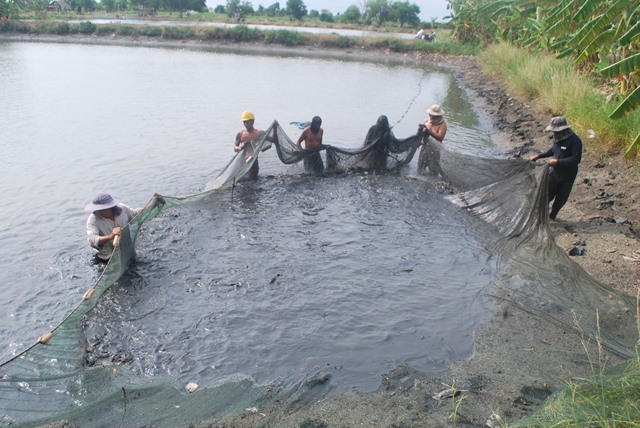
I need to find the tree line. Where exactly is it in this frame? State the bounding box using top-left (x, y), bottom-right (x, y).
top-left (218, 0), bottom-right (422, 27)
top-left (0, 0), bottom-right (423, 27)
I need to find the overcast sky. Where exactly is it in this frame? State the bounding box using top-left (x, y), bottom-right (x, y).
top-left (206, 1), bottom-right (451, 22)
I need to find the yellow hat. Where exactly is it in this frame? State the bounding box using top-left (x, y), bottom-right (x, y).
top-left (241, 110), bottom-right (255, 121)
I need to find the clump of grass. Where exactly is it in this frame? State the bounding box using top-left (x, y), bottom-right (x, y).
top-left (224, 24), bottom-right (261, 42)
top-left (263, 29), bottom-right (306, 46)
top-left (116, 24), bottom-right (137, 37)
top-left (194, 26), bottom-right (224, 40)
top-left (480, 42), bottom-right (640, 157)
top-left (413, 39), bottom-right (479, 55)
top-left (323, 34), bottom-right (356, 49)
top-left (95, 24), bottom-right (117, 36)
top-left (508, 302), bottom-right (640, 427)
top-left (139, 26), bottom-right (162, 37)
top-left (161, 26), bottom-right (195, 40)
top-left (78, 21), bottom-right (97, 34)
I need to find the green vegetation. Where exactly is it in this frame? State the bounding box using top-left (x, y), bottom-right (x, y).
top-left (0, 19), bottom-right (472, 56)
top-left (506, 309), bottom-right (640, 428)
top-left (0, 0), bottom-right (440, 29)
top-left (481, 43), bottom-right (640, 158)
top-left (447, 0), bottom-right (640, 158)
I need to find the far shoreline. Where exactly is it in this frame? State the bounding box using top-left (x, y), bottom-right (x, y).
top-left (0, 31), bottom-right (441, 65)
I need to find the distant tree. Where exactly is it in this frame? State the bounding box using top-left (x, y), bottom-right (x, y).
top-left (161, 0), bottom-right (206, 15)
top-left (225, 0), bottom-right (253, 17)
top-left (115, 0), bottom-right (129, 12)
top-left (319, 9), bottom-right (333, 22)
top-left (308, 8), bottom-right (318, 18)
top-left (363, 0), bottom-right (390, 26)
top-left (77, 0), bottom-right (97, 12)
top-left (286, 0), bottom-right (306, 20)
top-left (102, 0), bottom-right (117, 12)
top-left (264, 2), bottom-right (280, 17)
top-left (213, 4), bottom-right (225, 13)
top-left (340, 4), bottom-right (361, 23)
top-left (0, 0), bottom-right (14, 17)
top-left (391, 1), bottom-right (419, 27)
top-left (225, 0), bottom-right (238, 16)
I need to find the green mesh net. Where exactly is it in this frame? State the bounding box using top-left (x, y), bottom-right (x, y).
top-left (1, 121), bottom-right (637, 427)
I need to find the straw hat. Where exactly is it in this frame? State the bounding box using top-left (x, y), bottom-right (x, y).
top-left (427, 104), bottom-right (445, 116)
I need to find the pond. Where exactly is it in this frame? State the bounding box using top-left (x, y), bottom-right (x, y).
top-left (0, 40), bottom-right (501, 392)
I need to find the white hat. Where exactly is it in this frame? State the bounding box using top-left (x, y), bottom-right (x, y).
top-left (427, 104), bottom-right (445, 116)
top-left (84, 193), bottom-right (119, 212)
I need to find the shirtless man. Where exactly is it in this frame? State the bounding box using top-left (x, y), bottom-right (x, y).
top-left (418, 104), bottom-right (447, 176)
top-left (422, 104), bottom-right (447, 142)
top-left (296, 116), bottom-right (324, 173)
top-left (235, 110), bottom-right (265, 180)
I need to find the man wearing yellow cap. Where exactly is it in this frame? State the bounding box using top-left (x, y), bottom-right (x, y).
top-left (235, 110), bottom-right (265, 180)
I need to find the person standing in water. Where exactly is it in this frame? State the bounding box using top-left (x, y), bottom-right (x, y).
top-left (418, 104), bottom-right (448, 176)
top-left (361, 115), bottom-right (393, 170)
top-left (85, 192), bottom-right (142, 263)
top-left (235, 110), bottom-right (266, 180)
top-left (296, 116), bottom-right (324, 174)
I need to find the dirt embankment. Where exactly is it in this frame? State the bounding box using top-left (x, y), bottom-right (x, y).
top-left (438, 54), bottom-right (639, 298)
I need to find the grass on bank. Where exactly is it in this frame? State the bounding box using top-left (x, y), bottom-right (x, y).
top-left (508, 360), bottom-right (640, 427)
top-left (0, 19), bottom-right (477, 56)
top-left (480, 42), bottom-right (640, 161)
top-left (506, 307), bottom-right (640, 428)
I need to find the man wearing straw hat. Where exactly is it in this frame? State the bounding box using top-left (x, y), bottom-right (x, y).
top-left (85, 193), bottom-right (142, 262)
top-left (418, 104), bottom-right (448, 176)
top-left (530, 116), bottom-right (583, 220)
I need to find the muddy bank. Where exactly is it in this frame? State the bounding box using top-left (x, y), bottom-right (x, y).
top-left (7, 33), bottom-right (638, 427)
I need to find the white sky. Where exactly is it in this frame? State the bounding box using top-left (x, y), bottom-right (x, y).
top-left (206, 1), bottom-right (451, 22)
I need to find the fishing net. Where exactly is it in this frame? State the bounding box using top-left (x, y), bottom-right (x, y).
top-left (1, 121), bottom-right (637, 427)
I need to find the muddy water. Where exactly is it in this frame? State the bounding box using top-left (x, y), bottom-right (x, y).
top-left (0, 41), bottom-right (500, 391)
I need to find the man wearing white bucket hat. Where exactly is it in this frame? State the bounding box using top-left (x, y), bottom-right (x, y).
top-left (85, 193), bottom-right (142, 262)
top-left (530, 116), bottom-right (583, 220)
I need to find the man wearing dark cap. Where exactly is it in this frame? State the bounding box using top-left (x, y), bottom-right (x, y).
top-left (530, 116), bottom-right (583, 220)
top-left (85, 193), bottom-right (142, 262)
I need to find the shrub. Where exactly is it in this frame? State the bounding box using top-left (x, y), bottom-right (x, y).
top-left (54, 21), bottom-right (70, 35)
top-left (388, 39), bottom-right (408, 52)
top-left (95, 25), bottom-right (117, 36)
top-left (116, 25), bottom-right (136, 36)
top-left (139, 26), bottom-right (162, 37)
top-left (195, 26), bottom-right (224, 40)
top-left (78, 21), bottom-right (96, 34)
top-left (225, 24), bottom-right (261, 42)
top-left (264, 29), bottom-right (305, 46)
top-left (331, 35), bottom-right (355, 49)
top-left (161, 26), bottom-right (196, 39)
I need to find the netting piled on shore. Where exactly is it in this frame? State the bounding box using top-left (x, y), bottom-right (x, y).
top-left (0, 121), bottom-right (637, 427)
